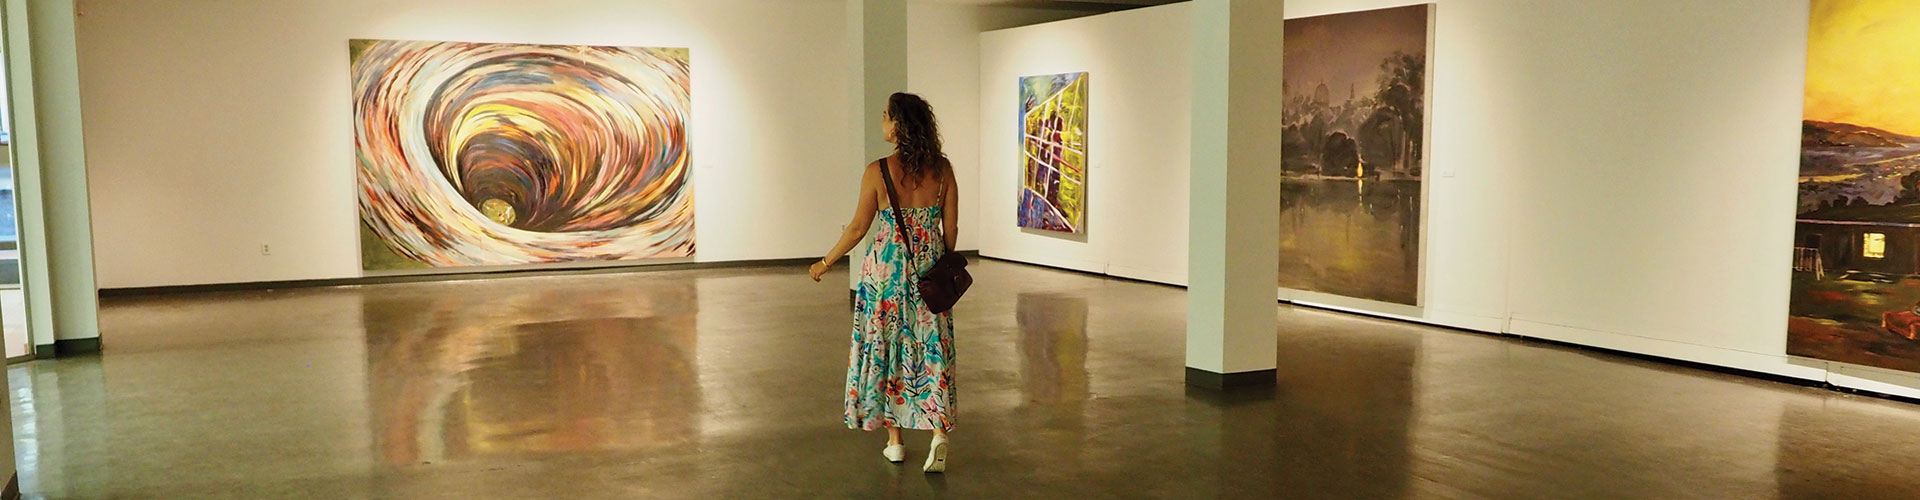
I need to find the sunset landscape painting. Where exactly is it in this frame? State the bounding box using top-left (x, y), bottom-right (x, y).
top-left (1790, 0), bottom-right (1920, 374)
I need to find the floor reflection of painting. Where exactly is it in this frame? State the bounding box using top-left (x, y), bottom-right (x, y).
top-left (1789, 0), bottom-right (1920, 374)
top-left (1278, 5), bottom-right (1431, 306)
top-left (1017, 293), bottom-right (1088, 405)
top-left (366, 282), bottom-right (699, 465)
top-left (1018, 72), bottom-right (1088, 234)
top-left (1775, 402), bottom-right (1920, 498)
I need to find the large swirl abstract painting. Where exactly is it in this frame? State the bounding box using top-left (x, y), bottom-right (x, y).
top-left (352, 39), bottom-right (693, 270)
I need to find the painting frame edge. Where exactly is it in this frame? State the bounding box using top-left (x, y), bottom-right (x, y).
top-left (1015, 71), bottom-right (1091, 238)
top-left (1274, 3), bottom-right (1437, 310)
top-left (351, 38), bottom-right (697, 274)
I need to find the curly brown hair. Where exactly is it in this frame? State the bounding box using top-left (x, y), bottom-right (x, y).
top-left (888, 92), bottom-right (946, 181)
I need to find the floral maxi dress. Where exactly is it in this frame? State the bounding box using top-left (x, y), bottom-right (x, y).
top-left (845, 197), bottom-right (956, 432)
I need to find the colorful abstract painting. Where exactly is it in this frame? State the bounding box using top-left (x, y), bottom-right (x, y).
top-left (1790, 0), bottom-right (1920, 374)
top-left (1279, 5), bottom-right (1431, 306)
top-left (352, 39), bottom-right (693, 270)
top-left (1019, 72), bottom-right (1088, 233)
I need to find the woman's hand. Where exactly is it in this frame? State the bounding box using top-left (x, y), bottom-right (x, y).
top-left (809, 260), bottom-right (831, 282)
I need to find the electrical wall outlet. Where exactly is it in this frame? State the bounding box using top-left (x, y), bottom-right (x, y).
top-left (260, 244), bottom-right (272, 256)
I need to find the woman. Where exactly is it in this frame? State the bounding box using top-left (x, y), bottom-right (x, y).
top-left (809, 92), bottom-right (959, 473)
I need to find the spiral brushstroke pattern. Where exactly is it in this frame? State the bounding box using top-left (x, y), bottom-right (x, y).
top-left (353, 39), bottom-right (693, 269)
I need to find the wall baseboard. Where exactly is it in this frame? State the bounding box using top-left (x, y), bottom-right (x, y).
top-left (1279, 298), bottom-right (1508, 335)
top-left (99, 256), bottom-right (825, 298)
top-left (34, 338), bottom-right (101, 358)
top-left (1509, 319), bottom-right (1826, 381)
top-left (975, 254), bottom-right (1184, 289)
top-left (1506, 322), bottom-right (1920, 405)
top-left (986, 255), bottom-right (1920, 407)
top-left (976, 249), bottom-right (1104, 276)
top-left (89, 252), bottom-right (1920, 406)
top-left (100, 252), bottom-right (984, 298)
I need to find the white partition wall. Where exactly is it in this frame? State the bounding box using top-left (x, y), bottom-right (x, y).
top-left (978, 4), bottom-right (1194, 286)
top-left (907, 3), bottom-right (1093, 253)
top-left (1280, 0), bottom-right (1829, 391)
top-left (1354, 0), bottom-right (1825, 388)
top-left (979, 2), bottom-right (1920, 396)
top-left (67, 0), bottom-right (1920, 395)
top-left (77, 0), bottom-right (1109, 291)
top-left (1278, 0), bottom-right (1527, 334)
top-left (77, 0), bottom-right (864, 289)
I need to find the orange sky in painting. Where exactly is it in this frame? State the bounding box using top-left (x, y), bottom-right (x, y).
top-left (1807, 0), bottom-right (1920, 135)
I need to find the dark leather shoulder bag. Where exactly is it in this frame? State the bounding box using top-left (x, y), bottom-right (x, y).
top-left (879, 158), bottom-right (972, 314)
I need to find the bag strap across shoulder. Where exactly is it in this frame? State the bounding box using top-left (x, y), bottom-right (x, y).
top-left (878, 157), bottom-right (920, 263)
top-left (935, 174), bottom-right (949, 252)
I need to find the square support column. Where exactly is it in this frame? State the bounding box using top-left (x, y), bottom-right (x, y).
top-left (1186, 0), bottom-right (1284, 389)
top-left (847, 0), bottom-right (907, 296)
top-left (7, 0), bottom-right (101, 357)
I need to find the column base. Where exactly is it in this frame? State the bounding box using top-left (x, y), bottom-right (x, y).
top-left (34, 337), bottom-right (102, 358)
top-left (1185, 367), bottom-right (1277, 390)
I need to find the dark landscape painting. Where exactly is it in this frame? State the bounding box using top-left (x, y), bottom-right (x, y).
top-left (1279, 5), bottom-right (1432, 306)
top-left (1790, 0), bottom-right (1920, 374)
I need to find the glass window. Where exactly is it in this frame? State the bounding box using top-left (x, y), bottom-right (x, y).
top-left (1865, 233), bottom-right (1887, 259)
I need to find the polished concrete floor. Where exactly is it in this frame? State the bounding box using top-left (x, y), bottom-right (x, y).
top-left (8, 260), bottom-right (1920, 499)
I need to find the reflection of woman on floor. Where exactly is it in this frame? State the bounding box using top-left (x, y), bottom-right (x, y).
top-left (810, 93), bottom-right (961, 473)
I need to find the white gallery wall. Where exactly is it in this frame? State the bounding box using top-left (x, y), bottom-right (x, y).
top-left (78, 0), bottom-right (863, 289)
top-left (906, 3), bottom-right (1094, 254)
top-left (980, 2), bottom-right (1920, 396)
top-left (978, 4), bottom-right (1194, 286)
top-left (75, 0), bottom-right (1915, 395)
top-left (1390, 0), bottom-right (1823, 388)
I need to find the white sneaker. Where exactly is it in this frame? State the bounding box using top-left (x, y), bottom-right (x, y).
top-left (922, 435), bottom-right (948, 473)
top-left (883, 444), bottom-right (905, 463)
